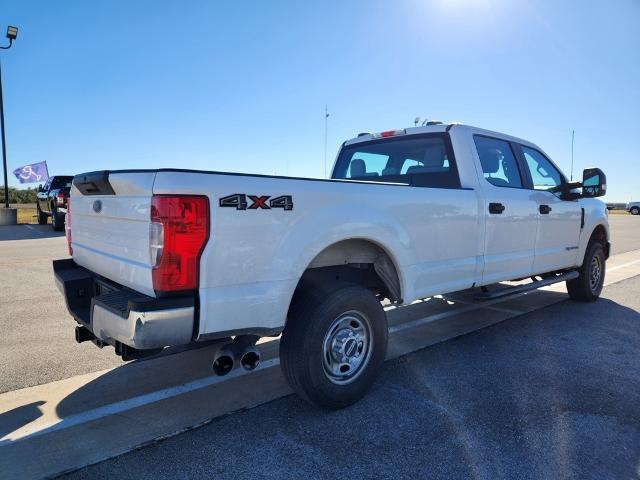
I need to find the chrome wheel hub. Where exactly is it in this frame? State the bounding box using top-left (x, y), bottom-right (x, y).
top-left (589, 255), bottom-right (602, 291)
top-left (322, 311), bottom-right (373, 385)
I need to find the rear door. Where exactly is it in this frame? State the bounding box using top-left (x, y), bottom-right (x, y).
top-left (517, 145), bottom-right (582, 273)
top-left (473, 135), bottom-right (538, 284)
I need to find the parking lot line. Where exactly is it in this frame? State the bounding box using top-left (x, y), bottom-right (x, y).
top-left (22, 225), bottom-right (47, 235)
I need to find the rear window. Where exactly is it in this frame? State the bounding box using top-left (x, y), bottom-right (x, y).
top-left (51, 176), bottom-right (73, 189)
top-left (332, 134), bottom-right (461, 189)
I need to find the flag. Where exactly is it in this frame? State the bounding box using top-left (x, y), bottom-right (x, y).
top-left (12, 161), bottom-right (49, 184)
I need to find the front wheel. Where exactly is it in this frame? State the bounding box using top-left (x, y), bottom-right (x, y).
top-left (280, 283), bottom-right (388, 409)
top-left (566, 242), bottom-right (605, 302)
top-left (631, 206), bottom-right (640, 215)
top-left (36, 204), bottom-right (48, 225)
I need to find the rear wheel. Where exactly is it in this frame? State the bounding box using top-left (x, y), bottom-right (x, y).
top-left (566, 242), bottom-right (605, 302)
top-left (280, 283), bottom-right (388, 409)
top-left (631, 206), bottom-right (640, 215)
top-left (36, 204), bottom-right (48, 225)
top-left (51, 207), bottom-right (64, 231)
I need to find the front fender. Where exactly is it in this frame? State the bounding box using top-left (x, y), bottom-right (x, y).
top-left (578, 198), bottom-right (609, 264)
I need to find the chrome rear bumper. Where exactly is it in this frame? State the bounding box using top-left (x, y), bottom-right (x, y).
top-left (53, 259), bottom-right (195, 352)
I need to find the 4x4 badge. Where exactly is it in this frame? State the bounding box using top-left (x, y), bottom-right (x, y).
top-left (219, 194), bottom-right (293, 211)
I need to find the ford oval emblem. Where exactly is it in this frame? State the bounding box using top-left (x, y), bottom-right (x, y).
top-left (92, 200), bottom-right (102, 213)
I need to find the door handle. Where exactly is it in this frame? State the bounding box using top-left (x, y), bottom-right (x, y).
top-left (489, 202), bottom-right (505, 214)
top-left (539, 204), bottom-right (552, 214)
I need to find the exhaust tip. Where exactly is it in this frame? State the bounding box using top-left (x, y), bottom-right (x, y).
top-left (212, 353), bottom-right (234, 376)
top-left (240, 349), bottom-right (260, 371)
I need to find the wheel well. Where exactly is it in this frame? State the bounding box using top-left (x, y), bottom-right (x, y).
top-left (588, 224), bottom-right (609, 259)
top-left (290, 239), bottom-right (402, 311)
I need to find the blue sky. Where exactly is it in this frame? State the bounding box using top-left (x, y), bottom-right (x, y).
top-left (1, 0), bottom-right (639, 200)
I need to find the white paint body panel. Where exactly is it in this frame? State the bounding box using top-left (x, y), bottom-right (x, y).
top-left (68, 125), bottom-right (609, 341)
top-left (152, 171), bottom-right (480, 335)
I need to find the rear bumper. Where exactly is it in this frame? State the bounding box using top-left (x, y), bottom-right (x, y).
top-left (53, 259), bottom-right (195, 351)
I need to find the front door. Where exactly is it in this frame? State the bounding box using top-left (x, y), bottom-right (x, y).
top-left (474, 135), bottom-right (538, 285)
top-left (36, 179), bottom-right (50, 210)
top-left (518, 145), bottom-right (582, 273)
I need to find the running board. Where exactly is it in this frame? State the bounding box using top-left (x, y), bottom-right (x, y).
top-left (474, 271), bottom-right (579, 301)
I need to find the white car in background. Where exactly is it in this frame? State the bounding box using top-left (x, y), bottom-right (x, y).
top-left (627, 202), bottom-right (640, 215)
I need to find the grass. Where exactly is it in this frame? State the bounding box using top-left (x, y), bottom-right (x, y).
top-left (16, 206), bottom-right (39, 225)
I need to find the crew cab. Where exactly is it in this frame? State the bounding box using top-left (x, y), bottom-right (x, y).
top-left (53, 123), bottom-right (609, 408)
top-left (36, 175), bottom-right (73, 231)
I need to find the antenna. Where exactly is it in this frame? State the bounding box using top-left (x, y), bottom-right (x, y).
top-left (324, 105), bottom-right (329, 178)
top-left (570, 130), bottom-right (575, 181)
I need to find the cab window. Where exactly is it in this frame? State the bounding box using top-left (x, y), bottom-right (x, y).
top-left (521, 146), bottom-right (563, 191)
top-left (332, 134), bottom-right (461, 189)
top-left (473, 136), bottom-right (523, 188)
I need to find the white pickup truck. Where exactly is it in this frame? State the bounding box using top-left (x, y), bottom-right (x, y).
top-left (54, 123), bottom-right (609, 408)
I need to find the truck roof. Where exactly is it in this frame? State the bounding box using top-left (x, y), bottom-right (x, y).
top-left (343, 123), bottom-right (542, 152)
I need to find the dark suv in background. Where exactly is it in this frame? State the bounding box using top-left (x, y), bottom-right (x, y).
top-left (36, 176), bottom-right (73, 231)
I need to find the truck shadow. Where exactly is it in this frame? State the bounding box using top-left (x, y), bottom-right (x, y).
top-left (0, 225), bottom-right (65, 241)
top-left (0, 401), bottom-right (45, 439)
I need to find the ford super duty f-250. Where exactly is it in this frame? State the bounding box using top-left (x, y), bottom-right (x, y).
top-left (53, 123), bottom-right (609, 408)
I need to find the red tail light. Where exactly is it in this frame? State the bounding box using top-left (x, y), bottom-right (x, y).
top-left (65, 197), bottom-right (73, 255)
top-left (56, 192), bottom-right (66, 205)
top-left (150, 195), bottom-right (209, 293)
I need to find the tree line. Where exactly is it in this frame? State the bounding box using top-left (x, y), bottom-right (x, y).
top-left (0, 187), bottom-right (38, 204)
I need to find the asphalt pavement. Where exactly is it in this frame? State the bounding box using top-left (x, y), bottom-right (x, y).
top-left (65, 275), bottom-right (640, 480)
top-left (0, 227), bottom-right (122, 394)
top-left (609, 214), bottom-right (639, 254)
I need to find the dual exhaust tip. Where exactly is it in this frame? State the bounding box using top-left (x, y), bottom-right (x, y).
top-left (212, 336), bottom-right (260, 376)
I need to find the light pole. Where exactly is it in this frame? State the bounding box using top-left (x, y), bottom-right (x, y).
top-left (1, 26), bottom-right (18, 210)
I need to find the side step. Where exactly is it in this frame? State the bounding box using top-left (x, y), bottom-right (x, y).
top-left (475, 271), bottom-right (579, 301)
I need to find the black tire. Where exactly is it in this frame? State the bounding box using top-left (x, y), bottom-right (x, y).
top-left (631, 206), bottom-right (640, 215)
top-left (51, 207), bottom-right (64, 231)
top-left (36, 204), bottom-right (48, 225)
top-left (280, 283), bottom-right (388, 409)
top-left (566, 242), bottom-right (605, 302)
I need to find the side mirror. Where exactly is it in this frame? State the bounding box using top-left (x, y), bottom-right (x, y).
top-left (582, 168), bottom-right (606, 198)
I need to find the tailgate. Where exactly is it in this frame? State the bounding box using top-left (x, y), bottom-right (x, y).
top-left (70, 171), bottom-right (156, 297)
